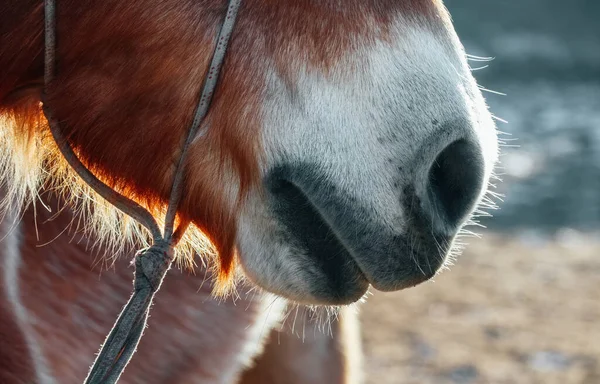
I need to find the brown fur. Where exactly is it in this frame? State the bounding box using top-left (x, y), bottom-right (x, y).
top-left (0, 294), bottom-right (37, 383)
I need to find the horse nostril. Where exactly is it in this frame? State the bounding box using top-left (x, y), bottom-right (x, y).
top-left (425, 139), bottom-right (485, 232)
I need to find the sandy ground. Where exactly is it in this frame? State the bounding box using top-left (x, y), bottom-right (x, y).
top-left (360, 232), bottom-right (600, 384)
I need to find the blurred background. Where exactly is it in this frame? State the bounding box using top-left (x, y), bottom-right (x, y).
top-left (361, 1), bottom-right (600, 383)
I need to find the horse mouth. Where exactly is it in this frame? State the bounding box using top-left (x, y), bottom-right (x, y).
top-left (268, 178), bottom-right (370, 305)
top-left (265, 169), bottom-right (452, 304)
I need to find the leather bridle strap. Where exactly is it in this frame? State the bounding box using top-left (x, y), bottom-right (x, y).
top-left (42, 0), bottom-right (242, 383)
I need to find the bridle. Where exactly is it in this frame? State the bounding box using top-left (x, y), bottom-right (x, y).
top-left (42, 0), bottom-right (242, 382)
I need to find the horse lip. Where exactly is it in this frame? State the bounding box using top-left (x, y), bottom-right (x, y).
top-left (266, 168), bottom-right (447, 298)
top-left (266, 178), bottom-right (372, 302)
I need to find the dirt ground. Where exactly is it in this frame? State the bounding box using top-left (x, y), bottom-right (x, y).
top-left (360, 232), bottom-right (600, 384)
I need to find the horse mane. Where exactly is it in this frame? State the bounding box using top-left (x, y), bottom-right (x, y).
top-left (0, 99), bottom-right (242, 295)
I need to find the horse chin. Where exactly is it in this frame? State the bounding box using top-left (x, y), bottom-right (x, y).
top-left (235, 192), bottom-right (451, 306)
top-left (236, 228), bottom-right (446, 306)
top-left (235, 241), bottom-right (369, 306)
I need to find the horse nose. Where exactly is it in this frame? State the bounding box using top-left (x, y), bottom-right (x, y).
top-left (420, 139), bottom-right (485, 235)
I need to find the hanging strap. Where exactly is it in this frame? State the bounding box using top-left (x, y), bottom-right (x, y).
top-left (42, 0), bottom-right (242, 383)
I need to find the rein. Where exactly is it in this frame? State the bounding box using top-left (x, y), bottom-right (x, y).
top-left (42, 0), bottom-right (242, 382)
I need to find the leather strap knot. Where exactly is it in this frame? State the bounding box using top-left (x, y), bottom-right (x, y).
top-left (134, 240), bottom-right (173, 292)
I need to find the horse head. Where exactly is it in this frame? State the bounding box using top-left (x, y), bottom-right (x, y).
top-left (0, 0), bottom-right (498, 306)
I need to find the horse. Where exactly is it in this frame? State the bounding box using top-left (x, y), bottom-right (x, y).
top-left (0, 0), bottom-right (499, 382)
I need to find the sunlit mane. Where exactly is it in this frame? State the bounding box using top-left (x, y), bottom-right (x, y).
top-left (0, 102), bottom-right (241, 295)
